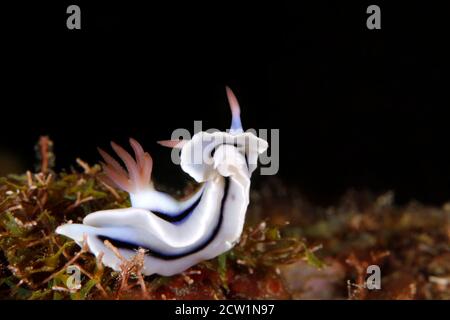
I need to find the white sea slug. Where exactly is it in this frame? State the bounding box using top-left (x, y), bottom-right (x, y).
top-left (56, 87), bottom-right (268, 276)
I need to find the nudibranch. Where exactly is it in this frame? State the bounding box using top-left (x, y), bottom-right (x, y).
top-left (56, 87), bottom-right (268, 276)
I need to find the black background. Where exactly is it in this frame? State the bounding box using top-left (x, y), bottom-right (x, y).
top-left (2, 1), bottom-right (449, 205)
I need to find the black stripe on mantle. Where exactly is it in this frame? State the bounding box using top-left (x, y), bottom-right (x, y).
top-left (151, 190), bottom-right (203, 223)
top-left (98, 177), bottom-right (230, 260)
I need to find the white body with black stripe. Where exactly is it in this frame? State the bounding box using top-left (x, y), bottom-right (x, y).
top-left (56, 88), bottom-right (268, 276)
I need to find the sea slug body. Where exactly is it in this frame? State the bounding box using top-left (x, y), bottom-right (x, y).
top-left (56, 87), bottom-right (268, 276)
